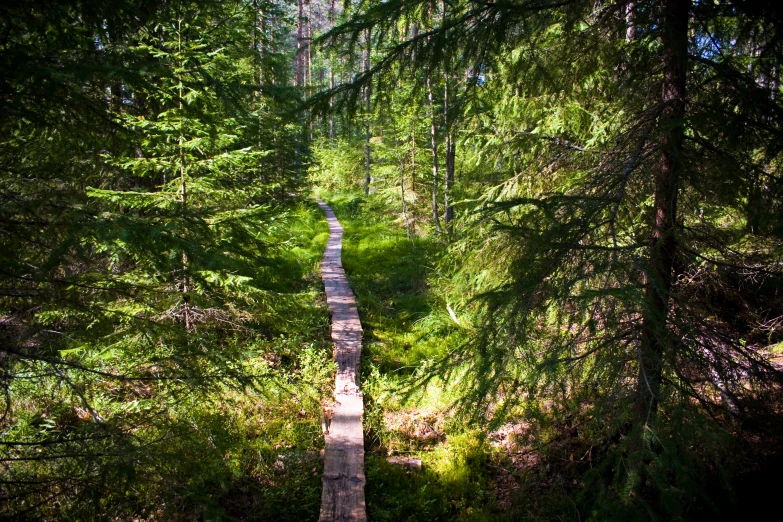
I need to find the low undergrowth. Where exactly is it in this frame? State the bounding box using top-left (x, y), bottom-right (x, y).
top-left (319, 191), bottom-right (505, 521)
top-left (154, 200), bottom-right (336, 522)
top-left (316, 190), bottom-right (783, 522)
top-left (2, 200), bottom-right (335, 521)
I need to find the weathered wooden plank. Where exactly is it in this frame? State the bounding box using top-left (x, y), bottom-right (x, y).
top-left (317, 200), bottom-right (367, 522)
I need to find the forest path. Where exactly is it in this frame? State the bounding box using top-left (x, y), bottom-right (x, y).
top-left (317, 199), bottom-right (367, 522)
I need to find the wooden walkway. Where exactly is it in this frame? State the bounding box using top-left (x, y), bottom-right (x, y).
top-left (317, 200), bottom-right (367, 522)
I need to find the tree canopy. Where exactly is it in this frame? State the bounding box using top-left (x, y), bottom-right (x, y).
top-left (2, 0), bottom-right (782, 520)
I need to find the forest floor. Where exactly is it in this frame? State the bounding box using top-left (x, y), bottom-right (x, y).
top-left (153, 192), bottom-right (783, 522)
top-left (316, 191), bottom-right (583, 522)
top-left (313, 190), bottom-right (783, 522)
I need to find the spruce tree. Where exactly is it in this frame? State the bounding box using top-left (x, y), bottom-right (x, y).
top-left (319, 0), bottom-right (783, 515)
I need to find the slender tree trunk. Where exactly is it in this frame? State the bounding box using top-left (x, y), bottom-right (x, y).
top-left (410, 122), bottom-right (417, 234)
top-left (411, 24), bottom-right (418, 60)
top-left (392, 113), bottom-right (412, 241)
top-left (626, 1), bottom-right (636, 42)
top-left (634, 0), bottom-right (689, 427)
top-left (329, 73), bottom-right (336, 140)
top-left (444, 133), bottom-right (455, 233)
top-left (296, 0), bottom-right (305, 87)
top-left (329, 68), bottom-right (336, 139)
top-left (256, 0), bottom-right (266, 164)
top-left (342, 54), bottom-right (351, 137)
top-left (177, 18), bottom-right (191, 333)
top-left (426, 1), bottom-right (442, 232)
top-left (427, 74), bottom-right (442, 232)
top-left (329, 0), bottom-right (336, 140)
top-left (442, 0), bottom-right (455, 234)
top-left (443, 72), bottom-right (455, 233)
top-left (107, 18), bottom-right (124, 159)
top-left (307, 0), bottom-right (312, 90)
top-left (363, 29), bottom-right (371, 194)
top-left (268, 8), bottom-right (276, 80)
top-left (255, 0), bottom-right (265, 88)
top-left (307, 0), bottom-right (313, 141)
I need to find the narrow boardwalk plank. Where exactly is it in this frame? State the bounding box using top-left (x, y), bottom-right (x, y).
top-left (317, 199), bottom-right (367, 522)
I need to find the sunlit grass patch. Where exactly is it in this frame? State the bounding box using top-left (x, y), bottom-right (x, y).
top-left (317, 190), bottom-right (511, 520)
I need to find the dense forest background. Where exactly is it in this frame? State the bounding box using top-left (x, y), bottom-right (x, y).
top-left (2, 0), bottom-right (782, 520)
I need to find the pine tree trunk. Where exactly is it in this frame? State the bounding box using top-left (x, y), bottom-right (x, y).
top-left (329, 0), bottom-right (336, 140)
top-left (443, 66), bottom-right (455, 234)
top-left (393, 117), bottom-right (412, 241)
top-left (296, 0), bottom-right (305, 87)
top-left (364, 29), bottom-right (371, 195)
top-left (427, 1), bottom-right (442, 233)
top-left (307, 0), bottom-right (313, 141)
top-left (427, 74), bottom-right (442, 233)
top-left (255, 1), bottom-right (265, 88)
top-left (177, 18), bottom-right (191, 333)
top-left (307, 0), bottom-right (312, 90)
top-left (329, 66), bottom-right (336, 139)
top-left (444, 133), bottom-right (455, 233)
top-left (410, 123), bottom-right (417, 233)
top-left (635, 0), bottom-right (689, 427)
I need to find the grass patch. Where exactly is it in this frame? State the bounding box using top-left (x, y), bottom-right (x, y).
top-left (320, 192), bottom-right (442, 374)
top-left (365, 433), bottom-right (496, 522)
top-left (9, 199), bottom-right (336, 521)
top-left (316, 190), bottom-right (510, 520)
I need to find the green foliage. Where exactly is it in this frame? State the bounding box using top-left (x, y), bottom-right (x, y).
top-left (310, 138), bottom-right (367, 191)
top-left (319, 192), bottom-right (454, 374)
top-left (0, 0), bottom-right (326, 519)
top-left (365, 433), bottom-right (495, 522)
top-left (321, 191), bottom-right (503, 518)
top-left (316, 0), bottom-right (783, 519)
top-left (5, 0), bottom-right (783, 519)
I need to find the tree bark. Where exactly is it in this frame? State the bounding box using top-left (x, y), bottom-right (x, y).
top-left (444, 132), bottom-right (455, 233)
top-left (307, 0), bottom-right (312, 90)
top-left (394, 120), bottom-right (412, 241)
top-left (329, 0), bottom-right (336, 140)
top-left (307, 0), bottom-right (313, 141)
top-left (177, 18), bottom-right (191, 333)
top-left (427, 74), bottom-right (442, 232)
top-left (254, 0), bottom-right (266, 89)
top-left (443, 66), bottom-right (455, 234)
top-left (296, 0), bottom-right (305, 87)
top-left (635, 0), bottom-right (689, 426)
top-left (427, 1), bottom-right (442, 232)
top-left (410, 122), bottom-right (417, 235)
top-left (363, 29), bottom-right (371, 194)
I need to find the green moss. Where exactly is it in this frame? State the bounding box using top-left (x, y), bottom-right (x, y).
top-left (316, 190), bottom-right (506, 520)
